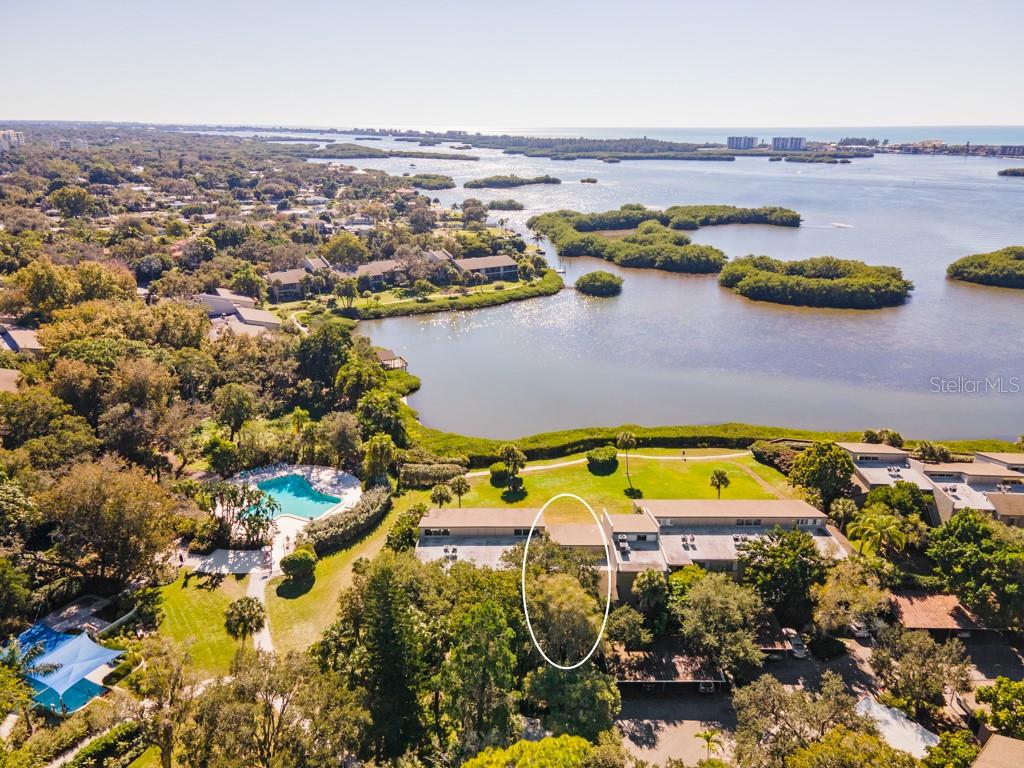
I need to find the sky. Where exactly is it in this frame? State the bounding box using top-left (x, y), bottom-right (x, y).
top-left (3, 0), bottom-right (1023, 129)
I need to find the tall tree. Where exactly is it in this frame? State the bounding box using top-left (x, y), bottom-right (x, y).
top-left (129, 637), bottom-right (200, 768)
top-left (616, 431), bottom-right (637, 492)
top-left (709, 467), bottom-right (731, 498)
top-left (871, 628), bottom-right (970, 717)
top-left (739, 527), bottom-right (829, 627)
top-left (789, 442), bottom-right (855, 513)
top-left (224, 597), bottom-right (266, 644)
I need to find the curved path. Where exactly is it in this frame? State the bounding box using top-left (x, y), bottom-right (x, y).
top-left (465, 451), bottom-right (749, 478)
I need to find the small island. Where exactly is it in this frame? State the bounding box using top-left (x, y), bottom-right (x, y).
top-left (487, 199), bottom-right (525, 211)
top-left (575, 270), bottom-right (623, 296)
top-left (947, 246), bottom-right (1024, 289)
top-left (528, 204), bottom-right (800, 275)
top-left (464, 174), bottom-right (562, 189)
top-left (405, 173), bottom-right (455, 190)
top-left (997, 168), bottom-right (1024, 177)
top-left (718, 255), bottom-right (914, 309)
top-left (580, 177), bottom-right (598, 183)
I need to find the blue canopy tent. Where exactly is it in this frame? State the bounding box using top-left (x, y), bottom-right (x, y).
top-left (20, 627), bottom-right (122, 714)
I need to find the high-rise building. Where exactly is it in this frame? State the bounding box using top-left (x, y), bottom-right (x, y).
top-left (727, 136), bottom-right (758, 150)
top-left (1000, 145), bottom-right (1024, 157)
top-left (772, 136), bottom-right (807, 151)
top-left (0, 130), bottom-right (25, 152)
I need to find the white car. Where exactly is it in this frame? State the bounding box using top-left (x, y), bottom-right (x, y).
top-left (783, 628), bottom-right (809, 659)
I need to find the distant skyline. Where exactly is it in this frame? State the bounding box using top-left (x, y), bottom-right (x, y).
top-left (3, 0), bottom-right (1022, 128)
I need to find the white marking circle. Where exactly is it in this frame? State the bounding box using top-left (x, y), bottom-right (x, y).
top-left (520, 493), bottom-right (613, 670)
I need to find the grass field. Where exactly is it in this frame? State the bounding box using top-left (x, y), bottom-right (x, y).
top-left (591, 228), bottom-right (639, 239)
top-left (157, 571), bottom-right (250, 676)
top-left (460, 452), bottom-right (782, 515)
top-left (264, 490), bottom-right (430, 655)
top-left (128, 747), bottom-right (161, 768)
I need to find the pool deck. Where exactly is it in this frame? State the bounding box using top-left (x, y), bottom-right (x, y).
top-left (233, 463), bottom-right (362, 522)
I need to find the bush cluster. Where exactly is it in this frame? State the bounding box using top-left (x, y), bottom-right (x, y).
top-left (586, 445), bottom-right (619, 473)
top-left (946, 246), bottom-right (1024, 289)
top-left (280, 548), bottom-right (317, 580)
top-left (67, 722), bottom-right (144, 768)
top-left (575, 270), bottom-right (623, 296)
top-left (749, 440), bottom-right (799, 475)
top-left (718, 255), bottom-right (914, 309)
top-left (299, 487), bottom-right (392, 557)
top-left (489, 461), bottom-right (508, 486)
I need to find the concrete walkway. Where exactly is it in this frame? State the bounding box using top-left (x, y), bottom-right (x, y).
top-left (465, 451), bottom-right (750, 478)
top-left (247, 572), bottom-right (274, 653)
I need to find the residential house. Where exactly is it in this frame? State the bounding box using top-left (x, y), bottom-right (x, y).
top-left (266, 267), bottom-right (309, 302)
top-left (890, 592), bottom-right (980, 638)
top-left (233, 306), bottom-right (281, 330)
top-left (454, 254), bottom-right (519, 282)
top-left (375, 348), bottom-right (408, 370)
top-left (974, 452), bottom-right (1024, 473)
top-left (972, 734), bottom-right (1024, 768)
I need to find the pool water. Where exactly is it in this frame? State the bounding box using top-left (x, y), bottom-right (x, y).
top-left (31, 678), bottom-right (105, 714)
top-left (256, 474), bottom-right (341, 520)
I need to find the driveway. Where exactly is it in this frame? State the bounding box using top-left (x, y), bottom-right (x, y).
top-left (618, 692), bottom-right (736, 765)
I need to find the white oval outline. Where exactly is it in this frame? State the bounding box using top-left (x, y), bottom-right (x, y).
top-left (520, 493), bottom-right (613, 670)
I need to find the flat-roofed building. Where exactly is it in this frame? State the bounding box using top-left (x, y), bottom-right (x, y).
top-left (637, 499), bottom-right (845, 572)
top-left (603, 510), bottom-right (666, 597)
top-left (836, 441), bottom-right (933, 496)
top-left (772, 136), bottom-right (807, 151)
top-left (234, 306), bottom-right (281, 330)
top-left (975, 451), bottom-right (1024, 473)
top-left (0, 327), bottom-right (42, 355)
top-left (727, 136), bottom-right (758, 150)
top-left (999, 145), bottom-right (1024, 157)
top-left (910, 459), bottom-right (1024, 523)
top-left (415, 507), bottom-right (540, 568)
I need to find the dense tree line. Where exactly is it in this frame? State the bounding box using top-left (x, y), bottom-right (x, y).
top-left (464, 175), bottom-right (562, 189)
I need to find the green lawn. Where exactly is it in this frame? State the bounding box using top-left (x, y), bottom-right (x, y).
top-left (128, 747), bottom-right (161, 768)
top-left (264, 490), bottom-right (430, 655)
top-left (157, 571), bottom-right (251, 677)
top-left (461, 453), bottom-right (783, 515)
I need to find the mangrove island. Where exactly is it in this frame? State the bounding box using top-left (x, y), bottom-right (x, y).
top-left (947, 246), bottom-right (1024, 289)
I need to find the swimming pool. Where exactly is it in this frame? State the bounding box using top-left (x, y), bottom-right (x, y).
top-left (257, 474), bottom-right (341, 520)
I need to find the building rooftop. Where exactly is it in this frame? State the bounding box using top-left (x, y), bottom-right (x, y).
top-left (919, 462), bottom-right (1024, 479)
top-left (975, 452), bottom-right (1024, 466)
top-left (267, 267), bottom-right (308, 285)
top-left (418, 507), bottom-right (541, 530)
top-left (988, 492), bottom-right (1024, 518)
top-left (355, 259), bottom-right (399, 278)
top-left (972, 735), bottom-right (1024, 768)
top-left (605, 512), bottom-right (660, 534)
top-left (660, 525), bottom-right (843, 566)
top-left (637, 498), bottom-right (826, 520)
top-left (606, 639), bottom-right (723, 683)
top-left (890, 592), bottom-right (980, 631)
top-left (2, 327), bottom-right (42, 352)
top-left (837, 442), bottom-right (910, 456)
top-left (612, 540), bottom-right (667, 572)
top-left (0, 368), bottom-right (19, 393)
top-left (454, 255), bottom-right (518, 270)
top-left (415, 537), bottom-right (520, 568)
top-left (234, 306), bottom-right (281, 327)
top-left (214, 287), bottom-right (256, 305)
top-left (547, 523), bottom-right (606, 548)
top-left (209, 316), bottom-right (268, 339)
top-left (855, 464), bottom-right (933, 490)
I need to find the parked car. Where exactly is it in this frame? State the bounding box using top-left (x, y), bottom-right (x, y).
top-left (783, 627), bottom-right (809, 659)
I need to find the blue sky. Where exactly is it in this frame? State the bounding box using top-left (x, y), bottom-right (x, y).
top-left (3, 0), bottom-right (1022, 128)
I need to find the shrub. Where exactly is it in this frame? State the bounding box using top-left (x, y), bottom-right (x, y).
top-left (809, 633), bottom-right (847, 660)
top-left (489, 461), bottom-right (508, 486)
top-left (399, 462), bottom-right (466, 489)
top-left (947, 246), bottom-right (1024, 289)
top-left (298, 487), bottom-right (392, 556)
top-left (750, 440), bottom-right (799, 475)
top-left (67, 722), bottom-right (143, 768)
top-left (576, 271), bottom-right (623, 296)
top-left (586, 445), bottom-right (619, 473)
top-left (280, 549), bottom-right (317, 581)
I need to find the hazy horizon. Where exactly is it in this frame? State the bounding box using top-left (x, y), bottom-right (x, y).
top-left (3, 0), bottom-right (1022, 128)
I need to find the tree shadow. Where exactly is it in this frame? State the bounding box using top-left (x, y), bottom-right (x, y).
top-left (501, 488), bottom-right (529, 503)
top-left (624, 487), bottom-right (644, 499)
top-left (587, 461), bottom-right (619, 477)
top-left (190, 572), bottom-right (225, 591)
top-left (275, 574), bottom-right (315, 599)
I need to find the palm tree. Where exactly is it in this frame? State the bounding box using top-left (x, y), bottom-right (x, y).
top-left (709, 468), bottom-right (731, 499)
top-left (616, 431), bottom-right (637, 492)
top-left (830, 498), bottom-right (858, 530)
top-left (449, 475), bottom-right (470, 508)
top-left (430, 482), bottom-right (453, 508)
top-left (0, 639), bottom-right (58, 734)
top-left (848, 506), bottom-right (907, 555)
top-left (224, 597), bottom-right (266, 644)
top-left (695, 728), bottom-right (723, 761)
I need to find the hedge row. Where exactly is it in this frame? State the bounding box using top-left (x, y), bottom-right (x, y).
top-left (68, 722), bottom-right (144, 768)
top-left (299, 487), bottom-right (392, 557)
top-left (749, 440), bottom-right (799, 475)
top-left (399, 462), bottom-right (467, 489)
top-left (407, 418), bottom-right (1019, 468)
top-left (356, 270), bottom-right (563, 319)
